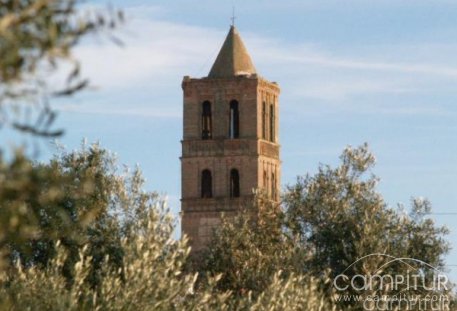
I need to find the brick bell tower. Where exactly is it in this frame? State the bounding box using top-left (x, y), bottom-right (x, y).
top-left (181, 25), bottom-right (280, 252)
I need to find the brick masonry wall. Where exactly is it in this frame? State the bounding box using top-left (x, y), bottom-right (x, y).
top-left (181, 74), bottom-right (281, 251)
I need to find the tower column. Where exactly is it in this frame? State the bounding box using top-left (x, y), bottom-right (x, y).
top-left (181, 26), bottom-right (281, 252)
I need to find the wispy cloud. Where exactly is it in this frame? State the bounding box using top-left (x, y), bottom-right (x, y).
top-left (57, 104), bottom-right (181, 119)
top-left (280, 50), bottom-right (457, 77)
top-left (70, 4), bottom-right (457, 114)
top-left (74, 18), bottom-right (223, 89)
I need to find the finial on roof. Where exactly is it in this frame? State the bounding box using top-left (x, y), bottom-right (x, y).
top-left (208, 25), bottom-right (257, 78)
top-left (231, 6), bottom-right (236, 26)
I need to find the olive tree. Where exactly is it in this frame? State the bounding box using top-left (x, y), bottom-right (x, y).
top-left (203, 144), bottom-right (452, 310)
top-left (284, 144), bottom-right (451, 309)
top-left (0, 0), bottom-right (122, 137)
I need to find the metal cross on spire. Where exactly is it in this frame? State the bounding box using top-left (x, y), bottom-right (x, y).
top-left (231, 6), bottom-right (236, 26)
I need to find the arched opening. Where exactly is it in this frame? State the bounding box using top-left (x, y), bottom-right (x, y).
top-left (269, 103), bottom-right (275, 142)
top-left (202, 101), bottom-right (212, 140)
top-left (201, 169), bottom-right (212, 198)
top-left (229, 100), bottom-right (239, 139)
top-left (230, 169), bottom-right (240, 198)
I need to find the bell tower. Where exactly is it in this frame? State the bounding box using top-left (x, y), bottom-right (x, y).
top-left (181, 26), bottom-right (280, 252)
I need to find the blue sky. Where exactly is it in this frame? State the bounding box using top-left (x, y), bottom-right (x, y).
top-left (2, 0), bottom-right (457, 280)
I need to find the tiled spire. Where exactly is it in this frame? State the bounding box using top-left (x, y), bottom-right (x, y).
top-left (208, 26), bottom-right (257, 78)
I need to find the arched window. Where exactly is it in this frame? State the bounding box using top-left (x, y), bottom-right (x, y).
top-left (202, 101), bottom-right (212, 140)
top-left (201, 169), bottom-right (212, 198)
top-left (229, 100), bottom-right (239, 139)
top-left (262, 101), bottom-right (267, 139)
top-left (230, 169), bottom-right (240, 198)
top-left (269, 103), bottom-right (275, 142)
top-left (271, 172), bottom-right (276, 199)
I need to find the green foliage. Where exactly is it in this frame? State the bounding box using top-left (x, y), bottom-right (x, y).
top-left (204, 144), bottom-right (453, 310)
top-left (0, 2), bottom-right (359, 309)
top-left (0, 145), bottom-right (197, 310)
top-left (0, 143), bottom-right (453, 310)
top-left (0, 148), bottom-right (97, 269)
top-left (202, 195), bottom-right (305, 297)
top-left (0, 144), bottom-right (160, 287)
top-left (284, 143), bottom-right (449, 276)
top-left (241, 272), bottom-right (338, 311)
top-left (0, 145), bottom-right (343, 310)
top-left (0, 208), bottom-right (337, 311)
top-left (0, 0), bottom-right (122, 136)
top-left (0, 209), bottom-right (218, 310)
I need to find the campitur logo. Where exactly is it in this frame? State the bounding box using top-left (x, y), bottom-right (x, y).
top-left (332, 254), bottom-right (451, 310)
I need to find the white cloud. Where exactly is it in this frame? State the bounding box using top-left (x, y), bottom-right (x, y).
top-left (74, 17), bottom-right (224, 89)
top-left (58, 103), bottom-right (181, 118)
top-left (289, 79), bottom-right (415, 101)
top-left (70, 4), bottom-right (457, 113)
top-left (286, 51), bottom-right (457, 77)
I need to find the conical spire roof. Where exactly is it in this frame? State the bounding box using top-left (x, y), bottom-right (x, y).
top-left (208, 26), bottom-right (257, 78)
